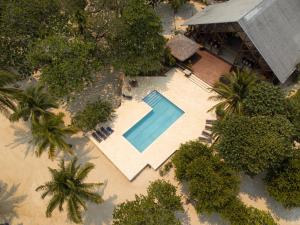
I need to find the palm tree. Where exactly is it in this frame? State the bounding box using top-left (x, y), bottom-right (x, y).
top-left (209, 69), bottom-right (258, 117)
top-left (0, 70), bottom-right (19, 116)
top-left (36, 157), bottom-right (103, 224)
top-left (10, 84), bottom-right (58, 122)
top-left (31, 113), bottom-right (78, 159)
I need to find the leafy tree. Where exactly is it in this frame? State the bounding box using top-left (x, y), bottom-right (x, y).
top-left (108, 0), bottom-right (166, 76)
top-left (28, 35), bottom-right (100, 98)
top-left (146, 0), bottom-right (162, 8)
top-left (220, 198), bottom-right (278, 225)
top-left (209, 69), bottom-right (258, 117)
top-left (72, 100), bottom-right (114, 132)
top-left (10, 85), bottom-right (58, 122)
top-left (265, 154), bottom-right (300, 208)
top-left (0, 70), bottom-right (19, 116)
top-left (36, 157), bottom-right (103, 223)
top-left (0, 0), bottom-right (68, 75)
top-left (168, 0), bottom-right (187, 12)
top-left (113, 180), bottom-right (182, 225)
top-left (287, 89), bottom-right (300, 141)
top-left (172, 141), bottom-right (212, 180)
top-left (244, 82), bottom-right (286, 116)
top-left (31, 113), bottom-right (78, 159)
top-left (215, 115), bottom-right (295, 176)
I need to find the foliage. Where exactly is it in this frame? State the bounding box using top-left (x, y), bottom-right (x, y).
top-left (287, 89), bottom-right (300, 141)
top-left (31, 113), bottom-right (78, 159)
top-left (244, 82), bottom-right (286, 116)
top-left (28, 35), bottom-right (100, 98)
top-left (215, 115), bottom-right (295, 176)
top-left (162, 47), bottom-right (176, 67)
top-left (159, 161), bottom-right (173, 176)
top-left (220, 198), bottom-right (278, 225)
top-left (172, 141), bottom-right (212, 180)
top-left (146, 0), bottom-right (162, 8)
top-left (209, 69), bottom-right (258, 117)
top-left (112, 180), bottom-right (182, 225)
top-left (108, 0), bottom-right (166, 76)
top-left (168, 0), bottom-right (187, 12)
top-left (265, 154), bottom-right (300, 208)
top-left (172, 141), bottom-right (240, 214)
top-left (36, 157), bottom-right (103, 224)
top-left (0, 70), bottom-right (19, 116)
top-left (10, 85), bottom-right (58, 122)
top-left (0, 0), bottom-right (68, 75)
top-left (72, 100), bottom-right (114, 132)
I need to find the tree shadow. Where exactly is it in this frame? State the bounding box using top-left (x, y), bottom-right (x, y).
top-left (6, 123), bottom-right (35, 157)
top-left (83, 180), bottom-right (117, 225)
top-left (176, 210), bottom-right (191, 225)
top-left (0, 182), bottom-right (27, 224)
top-left (240, 174), bottom-right (300, 222)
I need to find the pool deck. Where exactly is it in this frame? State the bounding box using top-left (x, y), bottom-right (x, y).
top-left (89, 68), bottom-right (216, 180)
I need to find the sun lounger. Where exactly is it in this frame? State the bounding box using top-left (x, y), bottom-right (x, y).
top-left (199, 136), bottom-right (211, 143)
top-left (202, 131), bottom-right (212, 138)
top-left (101, 127), bottom-right (110, 136)
top-left (122, 94), bottom-right (133, 100)
top-left (205, 125), bottom-right (213, 131)
top-left (92, 132), bottom-right (102, 143)
top-left (106, 126), bottom-right (114, 134)
top-left (206, 119), bottom-right (216, 125)
top-left (96, 129), bottom-right (107, 139)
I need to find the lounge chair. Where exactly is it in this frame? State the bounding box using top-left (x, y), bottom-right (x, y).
top-left (106, 126), bottom-right (114, 134)
top-left (92, 132), bottom-right (102, 143)
top-left (199, 136), bottom-right (211, 143)
top-left (122, 94), bottom-right (133, 100)
top-left (101, 127), bottom-right (110, 136)
top-left (202, 131), bottom-right (212, 138)
top-left (206, 119), bottom-right (216, 125)
top-left (205, 125), bottom-right (213, 131)
top-left (96, 129), bottom-right (107, 139)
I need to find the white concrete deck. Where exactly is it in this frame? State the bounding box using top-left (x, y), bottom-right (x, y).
top-left (89, 68), bottom-right (216, 180)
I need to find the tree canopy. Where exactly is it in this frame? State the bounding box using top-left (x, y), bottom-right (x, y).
top-left (72, 100), bottom-right (115, 131)
top-left (244, 82), bottom-right (286, 116)
top-left (28, 35), bottom-right (100, 98)
top-left (112, 180), bottom-right (183, 225)
top-left (215, 115), bottom-right (295, 176)
top-left (108, 0), bottom-right (166, 76)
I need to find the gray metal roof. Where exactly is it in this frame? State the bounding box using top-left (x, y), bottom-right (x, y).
top-left (183, 0), bottom-right (300, 83)
top-left (183, 0), bottom-right (263, 26)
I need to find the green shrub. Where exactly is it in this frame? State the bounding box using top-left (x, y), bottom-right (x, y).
top-left (220, 198), bottom-right (278, 225)
top-left (72, 100), bottom-right (114, 131)
top-left (265, 155), bottom-right (300, 208)
top-left (215, 115), bottom-right (295, 176)
top-left (186, 157), bottom-right (240, 213)
top-left (168, 0), bottom-right (187, 12)
top-left (162, 47), bottom-right (176, 67)
top-left (112, 180), bottom-right (182, 225)
top-left (172, 141), bottom-right (212, 180)
top-left (287, 89), bottom-right (300, 141)
top-left (244, 82), bottom-right (286, 116)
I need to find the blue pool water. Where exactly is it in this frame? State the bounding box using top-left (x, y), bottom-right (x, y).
top-left (123, 91), bottom-right (184, 152)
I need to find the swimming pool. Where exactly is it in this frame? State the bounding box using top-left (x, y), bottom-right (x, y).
top-left (123, 91), bottom-right (184, 152)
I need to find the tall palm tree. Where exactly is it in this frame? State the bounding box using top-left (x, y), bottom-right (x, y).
top-left (36, 157), bottom-right (103, 224)
top-left (10, 84), bottom-right (58, 122)
top-left (31, 113), bottom-right (78, 159)
top-left (0, 70), bottom-right (19, 116)
top-left (209, 69), bottom-right (258, 117)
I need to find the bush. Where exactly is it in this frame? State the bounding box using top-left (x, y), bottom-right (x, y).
top-left (220, 198), bottom-right (278, 225)
top-left (244, 82), bottom-right (286, 116)
top-left (265, 155), bottom-right (300, 208)
top-left (72, 100), bottom-right (114, 131)
top-left (287, 89), bottom-right (300, 141)
top-left (168, 0), bottom-right (187, 12)
top-left (215, 115), bottom-right (295, 176)
top-left (112, 180), bottom-right (182, 225)
top-left (172, 141), bottom-right (212, 180)
top-left (162, 47), bottom-right (176, 67)
top-left (186, 157), bottom-right (240, 213)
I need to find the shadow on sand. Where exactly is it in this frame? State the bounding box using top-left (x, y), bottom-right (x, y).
top-left (83, 180), bottom-right (117, 225)
top-left (240, 174), bottom-right (300, 222)
top-left (0, 182), bottom-right (27, 224)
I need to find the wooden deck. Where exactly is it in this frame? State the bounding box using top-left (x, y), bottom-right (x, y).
top-left (190, 50), bottom-right (232, 86)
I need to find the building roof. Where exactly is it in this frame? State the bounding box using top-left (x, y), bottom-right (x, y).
top-left (183, 0), bottom-right (263, 26)
top-left (183, 0), bottom-right (300, 83)
top-left (166, 34), bottom-right (201, 61)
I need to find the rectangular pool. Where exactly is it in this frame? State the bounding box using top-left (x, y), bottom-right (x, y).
top-left (123, 91), bottom-right (184, 152)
